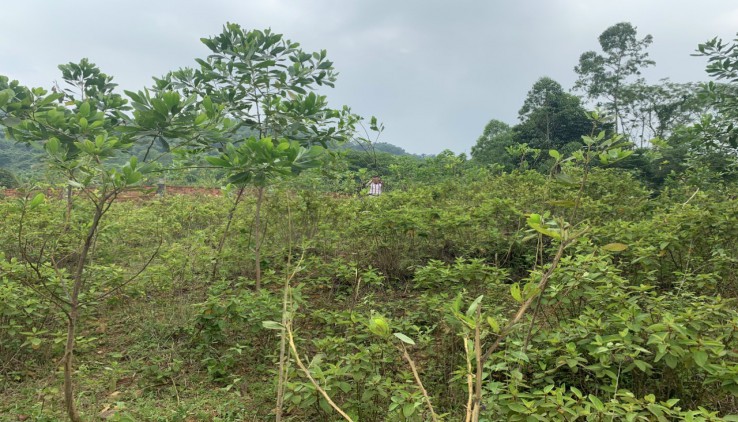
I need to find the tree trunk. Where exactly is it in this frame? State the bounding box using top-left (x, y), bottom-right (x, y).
top-left (64, 185), bottom-right (73, 231)
top-left (254, 187), bottom-right (264, 290)
top-left (63, 306), bottom-right (81, 422)
top-left (63, 203), bottom-right (105, 421)
top-left (275, 261), bottom-right (291, 421)
top-left (210, 187), bottom-right (246, 282)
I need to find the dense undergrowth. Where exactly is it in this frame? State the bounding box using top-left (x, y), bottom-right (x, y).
top-left (1, 167), bottom-right (737, 421)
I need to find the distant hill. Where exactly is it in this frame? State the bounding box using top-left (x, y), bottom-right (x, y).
top-left (0, 131), bottom-right (43, 178)
top-left (342, 141), bottom-right (420, 157)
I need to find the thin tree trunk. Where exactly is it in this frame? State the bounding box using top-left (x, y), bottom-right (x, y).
top-left (471, 307), bottom-right (483, 421)
top-left (400, 344), bottom-right (439, 422)
top-left (64, 185), bottom-right (72, 231)
top-left (63, 306), bottom-right (81, 422)
top-left (463, 335), bottom-right (473, 422)
top-left (275, 266), bottom-right (291, 421)
top-left (254, 187), bottom-right (264, 290)
top-left (63, 204), bottom-right (105, 422)
top-left (287, 322), bottom-right (354, 422)
top-left (480, 239), bottom-right (568, 366)
top-left (210, 187), bottom-right (245, 282)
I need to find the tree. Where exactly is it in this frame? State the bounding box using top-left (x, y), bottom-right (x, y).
top-left (206, 137), bottom-right (324, 289)
top-left (159, 24), bottom-right (356, 148)
top-left (0, 61), bottom-right (203, 421)
top-left (694, 34), bottom-right (738, 150)
top-left (472, 78), bottom-right (594, 172)
top-left (160, 24), bottom-right (359, 289)
top-left (617, 80), bottom-right (704, 146)
top-left (470, 119), bottom-right (516, 169)
top-left (514, 77), bottom-right (592, 153)
top-left (574, 22), bottom-right (655, 135)
top-left (0, 167), bottom-right (18, 188)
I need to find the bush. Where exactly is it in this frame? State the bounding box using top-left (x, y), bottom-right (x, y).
top-left (0, 168), bottom-right (18, 188)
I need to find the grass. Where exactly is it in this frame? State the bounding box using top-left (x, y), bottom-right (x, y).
top-left (0, 286), bottom-right (280, 421)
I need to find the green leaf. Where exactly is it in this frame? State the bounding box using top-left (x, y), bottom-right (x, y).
top-left (368, 316), bottom-right (391, 337)
top-left (634, 360), bottom-right (651, 372)
top-left (664, 398), bottom-right (679, 408)
top-left (0, 89), bottom-right (14, 107)
top-left (525, 214), bottom-right (561, 239)
top-left (393, 332), bottom-right (415, 345)
top-left (588, 394), bottom-right (605, 412)
top-left (602, 243), bottom-right (628, 252)
top-left (693, 350), bottom-right (708, 367)
top-left (162, 91), bottom-right (180, 109)
top-left (318, 398), bottom-right (331, 413)
top-left (507, 403), bottom-right (528, 413)
top-left (261, 321), bottom-right (284, 330)
top-left (205, 156), bottom-right (231, 168)
top-left (554, 172), bottom-right (578, 186)
top-left (510, 283), bottom-right (523, 303)
top-left (1, 116), bottom-right (22, 127)
top-left (487, 316), bottom-right (500, 334)
top-left (466, 295), bottom-right (484, 317)
top-left (194, 113), bottom-right (208, 125)
top-left (29, 193), bottom-right (45, 209)
top-left (402, 403), bottom-right (415, 418)
top-left (646, 404), bottom-right (664, 418)
top-left (336, 381), bottom-right (351, 394)
top-left (46, 138), bottom-right (61, 155)
top-left (79, 101), bottom-right (90, 117)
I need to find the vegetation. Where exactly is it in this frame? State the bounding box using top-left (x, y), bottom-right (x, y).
top-left (2, 22), bottom-right (738, 422)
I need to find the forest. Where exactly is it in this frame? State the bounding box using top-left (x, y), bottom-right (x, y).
top-left (1, 21), bottom-right (738, 421)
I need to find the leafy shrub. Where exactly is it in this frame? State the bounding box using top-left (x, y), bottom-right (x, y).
top-left (0, 168), bottom-right (18, 188)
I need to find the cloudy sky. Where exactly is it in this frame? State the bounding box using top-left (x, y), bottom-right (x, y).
top-left (2, 1), bottom-right (738, 154)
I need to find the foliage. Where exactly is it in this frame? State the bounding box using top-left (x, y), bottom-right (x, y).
top-left (574, 22), bottom-right (655, 136)
top-left (157, 23), bottom-right (357, 150)
top-left (470, 119), bottom-right (517, 170)
top-left (515, 77), bottom-right (593, 153)
top-left (4, 20), bottom-right (738, 422)
top-left (0, 167), bottom-right (18, 188)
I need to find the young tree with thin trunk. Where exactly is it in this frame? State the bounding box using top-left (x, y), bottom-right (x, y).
top-left (156, 24), bottom-right (359, 288)
top-left (0, 61), bottom-right (205, 421)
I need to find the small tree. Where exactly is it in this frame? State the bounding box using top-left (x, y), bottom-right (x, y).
top-left (0, 61), bottom-right (203, 421)
top-left (158, 24), bottom-right (359, 287)
top-left (207, 137), bottom-right (324, 289)
top-left (0, 167), bottom-right (18, 188)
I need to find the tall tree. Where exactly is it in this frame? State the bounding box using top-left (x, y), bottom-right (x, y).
top-left (618, 80), bottom-right (704, 146)
top-left (514, 77), bottom-right (592, 151)
top-left (574, 22), bottom-right (655, 135)
top-left (470, 119), bottom-right (516, 169)
top-left (695, 34), bottom-right (738, 150)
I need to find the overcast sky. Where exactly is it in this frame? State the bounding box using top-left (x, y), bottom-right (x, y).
top-left (2, 1), bottom-right (738, 154)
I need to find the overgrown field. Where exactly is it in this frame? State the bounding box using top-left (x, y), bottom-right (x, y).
top-left (2, 168), bottom-right (737, 421)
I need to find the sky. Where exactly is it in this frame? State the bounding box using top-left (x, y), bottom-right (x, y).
top-left (2, 1), bottom-right (738, 155)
